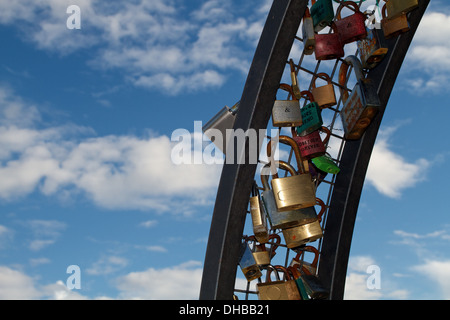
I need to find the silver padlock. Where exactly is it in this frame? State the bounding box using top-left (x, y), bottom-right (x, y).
top-left (272, 84), bottom-right (303, 127)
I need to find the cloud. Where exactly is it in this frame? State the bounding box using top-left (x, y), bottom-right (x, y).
top-left (0, 86), bottom-right (222, 213)
top-left (0, 266), bottom-right (41, 299)
top-left (86, 255), bottom-right (129, 275)
top-left (0, 0), bottom-right (268, 94)
top-left (366, 125), bottom-right (430, 198)
top-left (412, 260), bottom-right (450, 299)
top-left (114, 260), bottom-right (203, 299)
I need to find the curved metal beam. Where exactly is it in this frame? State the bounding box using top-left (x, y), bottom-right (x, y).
top-left (199, 0), bottom-right (308, 300)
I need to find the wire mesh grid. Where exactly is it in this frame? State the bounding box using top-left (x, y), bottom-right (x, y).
top-left (233, 0), bottom-right (379, 300)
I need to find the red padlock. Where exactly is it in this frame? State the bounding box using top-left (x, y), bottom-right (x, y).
top-left (314, 22), bottom-right (344, 61)
top-left (334, 1), bottom-right (368, 45)
top-left (292, 126), bottom-right (331, 160)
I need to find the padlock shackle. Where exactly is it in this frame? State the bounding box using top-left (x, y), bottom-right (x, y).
top-left (293, 245), bottom-right (320, 267)
top-left (335, 1), bottom-right (365, 20)
top-left (311, 72), bottom-right (332, 89)
top-left (266, 135), bottom-right (307, 175)
top-left (268, 233), bottom-right (281, 252)
top-left (300, 90), bottom-right (315, 102)
top-left (320, 126), bottom-right (331, 145)
top-left (278, 83), bottom-right (297, 101)
top-left (260, 160), bottom-right (297, 190)
top-left (338, 55), bottom-right (364, 103)
top-left (265, 264), bottom-right (281, 283)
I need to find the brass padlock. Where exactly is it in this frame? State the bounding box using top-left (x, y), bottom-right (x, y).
top-left (338, 55), bottom-right (381, 140)
top-left (357, 12), bottom-right (389, 69)
top-left (385, 0), bottom-right (419, 19)
top-left (281, 197), bottom-right (325, 248)
top-left (238, 240), bottom-right (262, 281)
top-left (290, 245), bottom-right (320, 276)
top-left (287, 265), bottom-right (310, 300)
top-left (311, 73), bottom-right (336, 109)
top-left (245, 235), bottom-right (271, 266)
top-left (272, 84), bottom-right (303, 127)
top-left (261, 161), bottom-right (315, 230)
top-left (381, 3), bottom-right (410, 39)
top-left (267, 135), bottom-right (316, 211)
top-left (250, 181), bottom-right (269, 244)
top-left (302, 7), bottom-right (315, 55)
top-left (257, 265), bottom-right (301, 300)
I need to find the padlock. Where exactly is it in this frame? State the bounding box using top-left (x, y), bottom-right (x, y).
top-left (245, 235), bottom-right (271, 266)
top-left (272, 83), bottom-right (303, 127)
top-left (297, 265), bottom-right (329, 299)
top-left (289, 59), bottom-right (302, 100)
top-left (381, 3), bottom-right (410, 39)
top-left (302, 7), bottom-right (315, 55)
top-left (311, 73), bottom-right (336, 109)
top-left (290, 245), bottom-right (320, 276)
top-left (268, 135), bottom-right (316, 211)
top-left (281, 197), bottom-right (325, 248)
top-left (295, 90), bottom-right (323, 136)
top-left (311, 153), bottom-right (340, 174)
top-left (257, 265), bottom-right (301, 300)
top-left (358, 27), bottom-right (389, 69)
top-left (250, 181), bottom-right (269, 244)
top-left (202, 100), bottom-right (239, 153)
top-left (310, 0), bottom-right (335, 32)
top-left (334, 1), bottom-right (368, 45)
top-left (308, 161), bottom-right (328, 186)
top-left (238, 240), bottom-right (262, 281)
top-left (261, 161), bottom-right (316, 230)
top-left (287, 265), bottom-right (310, 300)
top-left (386, 0), bottom-right (419, 19)
top-left (338, 55), bottom-right (381, 140)
top-left (314, 22), bottom-right (345, 61)
top-left (292, 126), bottom-right (331, 160)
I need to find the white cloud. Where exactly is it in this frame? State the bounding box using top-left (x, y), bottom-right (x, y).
top-left (0, 0), bottom-right (268, 94)
top-left (0, 86), bottom-right (222, 213)
top-left (0, 266), bottom-right (41, 299)
top-left (115, 260), bottom-right (203, 299)
top-left (412, 260), bottom-right (450, 299)
top-left (86, 255), bottom-right (129, 275)
top-left (366, 125), bottom-right (430, 198)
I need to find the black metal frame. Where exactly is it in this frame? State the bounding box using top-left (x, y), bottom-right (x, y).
top-left (199, 0), bottom-right (429, 300)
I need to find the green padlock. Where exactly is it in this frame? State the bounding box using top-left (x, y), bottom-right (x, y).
top-left (311, 153), bottom-right (340, 174)
top-left (295, 91), bottom-right (323, 137)
top-left (310, 0), bottom-right (335, 32)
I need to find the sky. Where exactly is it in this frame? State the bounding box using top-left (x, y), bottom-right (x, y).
top-left (0, 0), bottom-right (449, 300)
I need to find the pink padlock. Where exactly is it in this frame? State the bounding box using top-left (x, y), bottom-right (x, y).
top-left (291, 126), bottom-right (331, 160)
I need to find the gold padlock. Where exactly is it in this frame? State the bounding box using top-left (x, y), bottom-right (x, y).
top-left (290, 245), bottom-right (320, 276)
top-left (289, 59), bottom-right (302, 100)
top-left (311, 72), bottom-right (336, 109)
top-left (381, 3), bottom-right (410, 39)
top-left (245, 234), bottom-right (281, 266)
top-left (257, 265), bottom-right (301, 300)
top-left (250, 181), bottom-right (269, 244)
top-left (281, 197), bottom-right (326, 248)
top-left (272, 84), bottom-right (303, 127)
top-left (267, 135), bottom-right (316, 212)
top-left (386, 0), bottom-right (419, 19)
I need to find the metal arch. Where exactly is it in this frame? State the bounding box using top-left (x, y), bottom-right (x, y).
top-left (317, 0), bottom-right (430, 300)
top-left (199, 0), bottom-right (308, 300)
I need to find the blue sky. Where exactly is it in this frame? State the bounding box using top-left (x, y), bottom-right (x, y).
top-left (0, 0), bottom-right (449, 300)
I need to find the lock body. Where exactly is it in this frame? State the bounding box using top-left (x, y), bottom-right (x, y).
top-left (295, 102), bottom-right (323, 136)
top-left (239, 242), bottom-right (262, 281)
top-left (272, 100), bottom-right (303, 127)
top-left (202, 102), bottom-right (239, 153)
top-left (293, 130), bottom-right (326, 160)
top-left (382, 13), bottom-right (410, 39)
top-left (340, 79), bottom-right (380, 140)
top-left (250, 195), bottom-right (269, 243)
top-left (311, 73), bottom-right (336, 109)
top-left (271, 174), bottom-right (316, 212)
top-left (335, 3), bottom-right (367, 44)
top-left (300, 274), bottom-right (329, 299)
top-left (357, 28), bottom-right (389, 69)
top-left (282, 220), bottom-right (323, 248)
top-left (312, 154), bottom-right (340, 174)
top-left (262, 189), bottom-right (316, 230)
top-left (314, 32), bottom-right (344, 61)
top-left (386, 0), bottom-right (419, 19)
top-left (302, 15), bottom-right (315, 55)
top-left (310, 0), bottom-right (334, 32)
